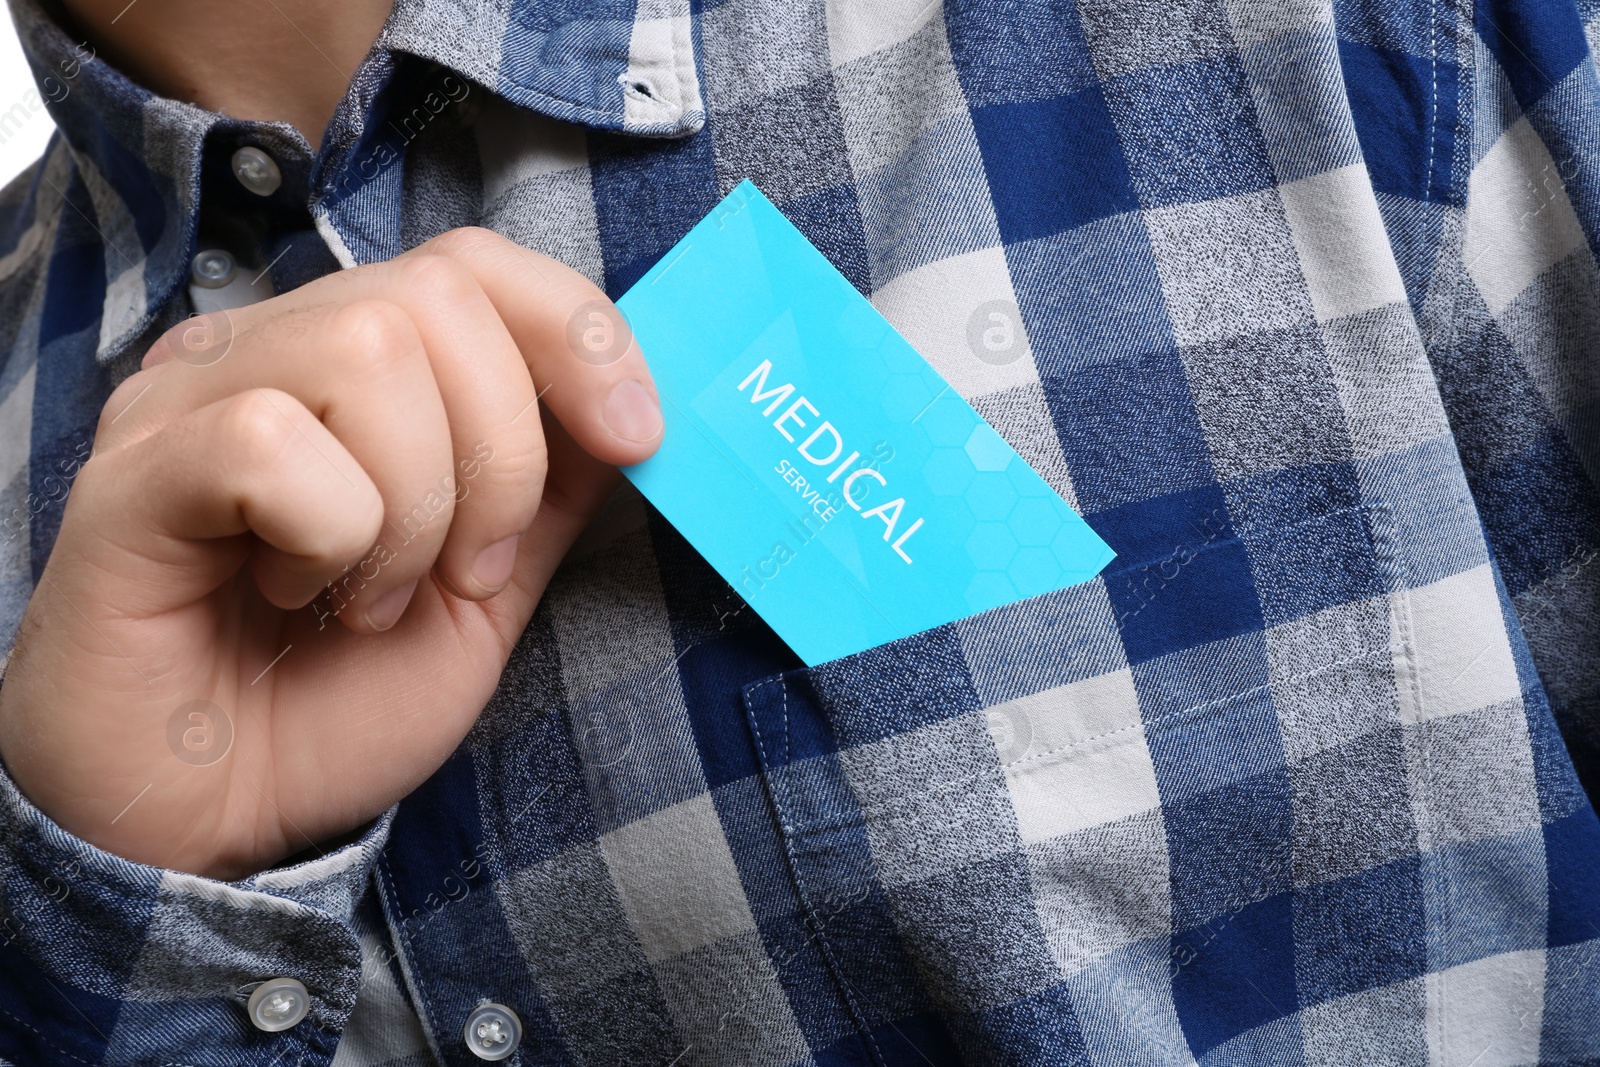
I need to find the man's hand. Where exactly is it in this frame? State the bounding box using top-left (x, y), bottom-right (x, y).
top-left (0, 228), bottom-right (663, 878)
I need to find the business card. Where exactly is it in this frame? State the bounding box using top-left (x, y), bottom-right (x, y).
top-left (619, 181), bottom-right (1114, 666)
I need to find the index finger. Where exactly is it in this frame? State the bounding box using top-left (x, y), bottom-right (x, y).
top-left (406, 228), bottom-right (663, 468)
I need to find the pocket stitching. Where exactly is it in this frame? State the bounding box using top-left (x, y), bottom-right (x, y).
top-left (790, 642), bottom-right (1398, 833)
top-left (1004, 643), bottom-right (1402, 773)
top-left (747, 675), bottom-right (890, 1067)
top-left (780, 501), bottom-right (1415, 834)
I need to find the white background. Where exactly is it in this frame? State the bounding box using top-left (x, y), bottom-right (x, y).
top-left (1, 11), bottom-right (56, 189)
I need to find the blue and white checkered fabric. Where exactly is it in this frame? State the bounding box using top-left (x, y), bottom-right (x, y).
top-left (1, 0), bottom-right (1599, 1062)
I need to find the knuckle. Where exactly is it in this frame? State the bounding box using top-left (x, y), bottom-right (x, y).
top-left (426, 225), bottom-right (502, 260)
top-left (279, 494), bottom-right (383, 570)
top-left (58, 449), bottom-right (111, 516)
top-left (95, 369), bottom-right (155, 437)
top-left (546, 268), bottom-right (604, 311)
top-left (428, 226), bottom-right (546, 288)
top-left (498, 439), bottom-right (549, 493)
top-left (149, 319), bottom-right (188, 357)
top-left (388, 480), bottom-right (455, 547)
top-left (464, 445), bottom-right (546, 522)
top-left (393, 253), bottom-right (480, 308)
top-left (218, 392), bottom-right (383, 563)
top-left (218, 389), bottom-right (299, 464)
top-left (294, 506), bottom-right (384, 573)
top-left (325, 300), bottom-right (420, 376)
top-left (318, 493), bottom-right (385, 564)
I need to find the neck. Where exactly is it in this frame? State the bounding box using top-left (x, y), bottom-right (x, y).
top-left (60, 0), bottom-right (395, 146)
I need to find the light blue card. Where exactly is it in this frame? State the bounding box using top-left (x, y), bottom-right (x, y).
top-left (620, 181), bottom-right (1114, 666)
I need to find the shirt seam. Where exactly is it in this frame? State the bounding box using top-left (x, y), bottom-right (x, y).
top-left (374, 855), bottom-right (448, 1064)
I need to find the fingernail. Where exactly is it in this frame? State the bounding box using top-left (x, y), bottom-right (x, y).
top-left (603, 379), bottom-right (663, 443)
top-left (366, 578), bottom-right (418, 632)
top-left (472, 534), bottom-right (520, 592)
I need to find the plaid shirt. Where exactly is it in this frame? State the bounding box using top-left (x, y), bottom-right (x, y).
top-left (2, 0), bottom-right (1599, 1062)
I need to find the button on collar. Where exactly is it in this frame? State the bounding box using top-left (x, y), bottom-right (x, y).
top-left (463, 1003), bottom-right (521, 1060)
top-left (246, 977), bottom-right (310, 1032)
top-left (231, 146), bottom-right (282, 196)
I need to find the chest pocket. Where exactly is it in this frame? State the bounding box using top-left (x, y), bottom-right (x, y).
top-left (740, 501), bottom-right (1434, 1064)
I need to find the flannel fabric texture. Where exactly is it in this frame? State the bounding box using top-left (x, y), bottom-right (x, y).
top-left (1, 0), bottom-right (1599, 1063)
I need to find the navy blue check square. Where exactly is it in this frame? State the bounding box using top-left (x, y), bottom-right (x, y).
top-left (971, 88), bottom-right (1140, 244)
top-left (1103, 53), bottom-right (1278, 208)
top-left (1097, 486), bottom-right (1265, 663)
top-left (945, 0), bottom-right (1100, 108)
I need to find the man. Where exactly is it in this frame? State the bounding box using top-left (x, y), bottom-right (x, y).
top-left (0, 0), bottom-right (1597, 1062)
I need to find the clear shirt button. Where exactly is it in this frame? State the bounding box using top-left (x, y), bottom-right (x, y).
top-left (231, 146), bottom-right (282, 197)
top-left (188, 247), bottom-right (274, 315)
top-left (189, 249), bottom-right (236, 289)
top-left (246, 977), bottom-right (310, 1032)
top-left (463, 1003), bottom-right (522, 1060)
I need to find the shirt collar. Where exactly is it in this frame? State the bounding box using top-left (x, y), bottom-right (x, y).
top-left (9, 0), bottom-right (704, 363)
top-left (379, 0), bottom-right (704, 139)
